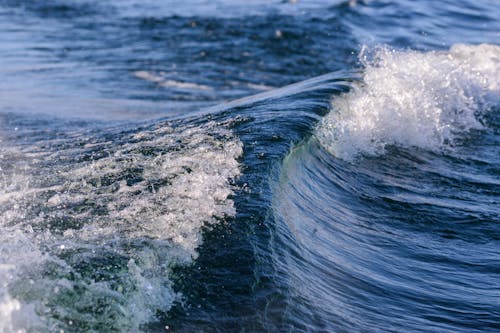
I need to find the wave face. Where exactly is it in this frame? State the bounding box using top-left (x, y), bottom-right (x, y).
top-left (271, 44), bottom-right (500, 332)
top-left (317, 44), bottom-right (500, 160)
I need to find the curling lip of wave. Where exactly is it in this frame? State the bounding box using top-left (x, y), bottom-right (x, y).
top-left (316, 43), bottom-right (500, 160)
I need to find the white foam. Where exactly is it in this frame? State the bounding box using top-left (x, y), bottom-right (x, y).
top-left (316, 43), bottom-right (500, 160)
top-left (0, 295), bottom-right (24, 333)
top-left (0, 229), bottom-right (46, 333)
top-left (64, 123), bottom-right (243, 257)
top-left (0, 120), bottom-right (242, 331)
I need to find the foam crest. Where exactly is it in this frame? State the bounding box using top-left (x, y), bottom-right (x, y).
top-left (0, 120), bottom-right (242, 331)
top-left (56, 123), bottom-right (242, 257)
top-left (316, 44), bottom-right (500, 160)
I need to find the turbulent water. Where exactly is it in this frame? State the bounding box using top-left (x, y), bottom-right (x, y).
top-left (1, 1), bottom-right (499, 332)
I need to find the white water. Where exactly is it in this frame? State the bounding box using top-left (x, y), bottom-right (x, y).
top-left (317, 43), bottom-right (500, 160)
top-left (0, 120), bottom-right (242, 331)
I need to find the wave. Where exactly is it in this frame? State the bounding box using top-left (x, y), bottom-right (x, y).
top-left (268, 45), bottom-right (500, 332)
top-left (316, 43), bottom-right (500, 160)
top-left (0, 119), bottom-right (242, 331)
top-left (1, 42), bottom-right (498, 331)
top-left (0, 67), bottom-right (350, 332)
top-left (272, 136), bottom-right (500, 332)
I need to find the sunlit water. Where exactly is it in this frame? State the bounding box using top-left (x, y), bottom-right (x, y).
top-left (1, 1), bottom-right (499, 332)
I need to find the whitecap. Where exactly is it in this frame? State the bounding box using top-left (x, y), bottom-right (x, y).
top-left (0, 120), bottom-right (242, 331)
top-left (316, 43), bottom-right (500, 160)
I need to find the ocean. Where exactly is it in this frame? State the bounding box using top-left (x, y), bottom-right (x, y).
top-left (0, 0), bottom-right (499, 332)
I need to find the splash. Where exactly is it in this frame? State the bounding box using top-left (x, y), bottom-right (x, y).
top-left (0, 120), bottom-right (242, 331)
top-left (316, 44), bottom-right (500, 160)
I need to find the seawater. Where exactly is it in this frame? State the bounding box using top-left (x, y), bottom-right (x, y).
top-left (0, 1), bottom-right (499, 332)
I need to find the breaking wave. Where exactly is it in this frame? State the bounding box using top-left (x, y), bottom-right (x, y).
top-left (316, 43), bottom-right (500, 160)
top-left (0, 119), bottom-right (242, 332)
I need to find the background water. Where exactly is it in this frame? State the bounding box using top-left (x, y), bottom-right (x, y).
top-left (0, 0), bottom-right (499, 332)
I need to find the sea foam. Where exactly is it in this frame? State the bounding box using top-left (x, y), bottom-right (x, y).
top-left (316, 44), bottom-right (500, 160)
top-left (0, 120), bottom-right (242, 331)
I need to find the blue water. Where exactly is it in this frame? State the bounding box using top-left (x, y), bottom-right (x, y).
top-left (0, 1), bottom-right (499, 332)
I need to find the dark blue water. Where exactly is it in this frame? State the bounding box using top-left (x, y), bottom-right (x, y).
top-left (0, 1), bottom-right (499, 332)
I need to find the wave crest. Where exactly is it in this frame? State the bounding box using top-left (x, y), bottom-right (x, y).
top-left (316, 43), bottom-right (500, 160)
top-left (0, 120), bottom-right (242, 331)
